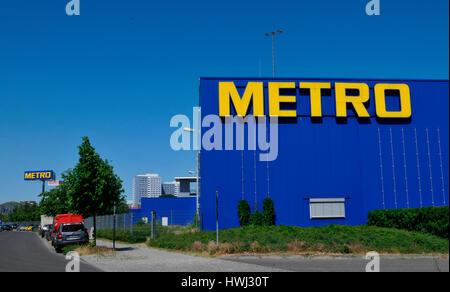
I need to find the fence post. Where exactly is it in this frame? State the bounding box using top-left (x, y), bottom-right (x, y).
top-left (130, 214), bottom-right (133, 235)
top-left (151, 211), bottom-right (156, 239)
top-left (216, 190), bottom-right (219, 245)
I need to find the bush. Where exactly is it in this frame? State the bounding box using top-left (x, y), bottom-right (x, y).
top-left (135, 220), bottom-right (146, 227)
top-left (238, 200), bottom-right (251, 227)
top-left (250, 211), bottom-right (264, 226)
top-left (262, 198), bottom-right (276, 226)
top-left (367, 206), bottom-right (449, 239)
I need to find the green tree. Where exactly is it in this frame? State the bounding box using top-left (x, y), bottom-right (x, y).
top-left (262, 198), bottom-right (276, 226)
top-left (63, 137), bottom-right (124, 245)
top-left (249, 210), bottom-right (264, 226)
top-left (238, 200), bottom-right (251, 227)
top-left (115, 200), bottom-right (130, 214)
top-left (6, 203), bottom-right (40, 222)
top-left (39, 183), bottom-right (72, 217)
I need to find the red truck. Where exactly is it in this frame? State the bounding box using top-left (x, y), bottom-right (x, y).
top-left (51, 213), bottom-right (89, 253)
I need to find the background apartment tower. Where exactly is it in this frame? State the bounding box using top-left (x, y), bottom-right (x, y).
top-left (132, 174), bottom-right (162, 207)
top-left (162, 181), bottom-right (180, 196)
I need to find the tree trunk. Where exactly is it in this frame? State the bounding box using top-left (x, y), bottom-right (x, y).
top-left (93, 214), bottom-right (97, 246)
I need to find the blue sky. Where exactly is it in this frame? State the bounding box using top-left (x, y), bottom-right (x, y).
top-left (0, 0), bottom-right (448, 204)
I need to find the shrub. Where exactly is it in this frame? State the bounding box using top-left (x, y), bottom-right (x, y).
top-left (135, 220), bottom-right (146, 227)
top-left (192, 241), bottom-right (203, 251)
top-left (286, 241), bottom-right (306, 252)
top-left (218, 243), bottom-right (233, 254)
top-left (250, 241), bottom-right (262, 252)
top-left (262, 198), bottom-right (276, 226)
top-left (238, 200), bottom-right (251, 227)
top-left (250, 211), bottom-right (264, 226)
top-left (207, 241), bottom-right (219, 254)
top-left (367, 206), bottom-right (449, 238)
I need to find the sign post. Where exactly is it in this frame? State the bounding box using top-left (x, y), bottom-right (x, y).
top-left (216, 190), bottom-right (219, 246)
top-left (113, 202), bottom-right (116, 251)
top-left (24, 170), bottom-right (55, 195)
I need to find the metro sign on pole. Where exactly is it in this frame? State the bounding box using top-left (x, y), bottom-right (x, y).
top-left (24, 170), bottom-right (56, 194)
top-left (24, 170), bottom-right (55, 181)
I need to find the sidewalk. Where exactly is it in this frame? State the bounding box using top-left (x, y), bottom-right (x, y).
top-left (81, 240), bottom-right (289, 272)
top-left (82, 239), bottom-right (449, 272)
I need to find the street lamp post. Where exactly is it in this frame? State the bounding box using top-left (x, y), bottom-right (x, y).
top-left (184, 127), bottom-right (200, 229)
top-left (265, 29), bottom-right (282, 77)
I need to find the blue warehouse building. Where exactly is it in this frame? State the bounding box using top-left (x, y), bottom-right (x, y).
top-left (199, 78), bottom-right (449, 231)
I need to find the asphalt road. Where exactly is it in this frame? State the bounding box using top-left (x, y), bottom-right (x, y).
top-left (0, 231), bottom-right (101, 272)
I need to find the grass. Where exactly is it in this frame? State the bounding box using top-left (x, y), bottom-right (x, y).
top-left (62, 244), bottom-right (79, 255)
top-left (97, 223), bottom-right (197, 244)
top-left (74, 245), bottom-right (115, 256)
top-left (62, 243), bottom-right (115, 256)
top-left (145, 224), bottom-right (449, 256)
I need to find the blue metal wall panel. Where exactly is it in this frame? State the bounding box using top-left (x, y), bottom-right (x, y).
top-left (199, 78), bottom-right (449, 231)
top-left (129, 197), bottom-right (196, 226)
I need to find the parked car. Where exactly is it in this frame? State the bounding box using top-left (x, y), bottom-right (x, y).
top-left (1, 225), bottom-right (12, 231)
top-left (44, 224), bottom-right (53, 241)
top-left (41, 224), bottom-right (49, 237)
top-left (52, 222), bottom-right (89, 253)
top-left (18, 225), bottom-right (26, 231)
top-left (51, 214), bottom-right (88, 253)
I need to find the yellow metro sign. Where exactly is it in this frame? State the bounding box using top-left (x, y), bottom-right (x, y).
top-left (219, 81), bottom-right (412, 118)
top-left (24, 171), bottom-right (55, 181)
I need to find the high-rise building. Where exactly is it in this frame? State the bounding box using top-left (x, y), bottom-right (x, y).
top-left (132, 174), bottom-right (162, 207)
top-left (162, 182), bottom-right (180, 196)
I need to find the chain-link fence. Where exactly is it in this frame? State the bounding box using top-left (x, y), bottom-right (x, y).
top-left (83, 211), bottom-right (196, 242)
top-left (84, 210), bottom-right (195, 231)
top-left (84, 213), bottom-right (135, 232)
